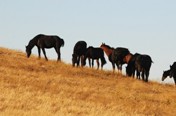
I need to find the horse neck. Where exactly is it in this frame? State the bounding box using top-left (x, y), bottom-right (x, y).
top-left (108, 54), bottom-right (113, 62)
top-left (27, 37), bottom-right (39, 49)
top-left (166, 70), bottom-right (170, 76)
top-left (101, 47), bottom-right (113, 57)
top-left (124, 53), bottom-right (133, 64)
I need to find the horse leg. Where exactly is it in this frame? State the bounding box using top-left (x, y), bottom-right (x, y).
top-left (145, 71), bottom-right (149, 82)
top-left (88, 58), bottom-right (91, 67)
top-left (119, 65), bottom-right (122, 75)
top-left (91, 59), bottom-right (94, 68)
top-left (57, 50), bottom-right (61, 61)
top-left (111, 62), bottom-right (115, 73)
top-left (117, 63), bottom-right (122, 74)
top-left (82, 56), bottom-right (86, 67)
top-left (96, 59), bottom-right (100, 70)
top-left (100, 57), bottom-right (105, 70)
top-left (42, 48), bottom-right (48, 61)
top-left (54, 46), bottom-right (61, 61)
top-left (77, 56), bottom-right (80, 67)
top-left (136, 71), bottom-right (140, 79)
top-left (132, 68), bottom-right (135, 78)
top-left (142, 71), bottom-right (145, 81)
top-left (101, 59), bottom-right (103, 70)
top-left (37, 46), bottom-right (41, 59)
top-left (173, 76), bottom-right (176, 85)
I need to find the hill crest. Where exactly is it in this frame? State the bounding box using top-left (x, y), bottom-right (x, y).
top-left (0, 47), bottom-right (176, 115)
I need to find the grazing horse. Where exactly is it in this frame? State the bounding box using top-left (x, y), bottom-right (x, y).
top-left (168, 62), bottom-right (176, 85)
top-left (83, 46), bottom-right (106, 69)
top-left (100, 43), bottom-right (130, 73)
top-left (126, 53), bottom-right (138, 78)
top-left (26, 34), bottom-right (64, 61)
top-left (126, 53), bottom-right (153, 82)
top-left (72, 41), bottom-right (87, 67)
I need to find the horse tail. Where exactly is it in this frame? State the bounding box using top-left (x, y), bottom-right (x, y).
top-left (56, 36), bottom-right (64, 47)
top-left (60, 39), bottom-right (64, 47)
top-left (101, 56), bottom-right (107, 66)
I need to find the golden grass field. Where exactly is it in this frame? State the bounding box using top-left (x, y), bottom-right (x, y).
top-left (0, 47), bottom-right (176, 116)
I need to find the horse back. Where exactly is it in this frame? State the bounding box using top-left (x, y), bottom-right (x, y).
top-left (112, 47), bottom-right (130, 63)
top-left (86, 47), bottom-right (104, 59)
top-left (135, 54), bottom-right (152, 71)
top-left (73, 41), bottom-right (87, 56)
top-left (37, 35), bottom-right (63, 48)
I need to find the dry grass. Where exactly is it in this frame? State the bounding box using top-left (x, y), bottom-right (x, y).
top-left (0, 47), bottom-right (176, 116)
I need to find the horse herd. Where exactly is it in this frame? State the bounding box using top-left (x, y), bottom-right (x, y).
top-left (25, 34), bottom-right (176, 84)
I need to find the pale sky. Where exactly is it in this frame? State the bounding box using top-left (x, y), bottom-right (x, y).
top-left (0, 0), bottom-right (176, 84)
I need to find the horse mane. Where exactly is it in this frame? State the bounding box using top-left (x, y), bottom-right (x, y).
top-left (101, 43), bottom-right (114, 50)
top-left (27, 34), bottom-right (43, 48)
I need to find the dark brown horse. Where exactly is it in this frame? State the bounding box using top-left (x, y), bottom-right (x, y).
top-left (126, 53), bottom-right (153, 82)
top-left (72, 41), bottom-right (87, 67)
top-left (26, 34), bottom-right (64, 61)
top-left (162, 62), bottom-right (176, 85)
top-left (100, 43), bottom-right (130, 74)
top-left (83, 46), bottom-right (106, 70)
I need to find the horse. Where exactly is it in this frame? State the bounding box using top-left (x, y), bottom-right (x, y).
top-left (169, 62), bottom-right (176, 85)
top-left (72, 41), bottom-right (87, 67)
top-left (26, 34), bottom-right (64, 61)
top-left (162, 62), bottom-right (176, 85)
top-left (83, 46), bottom-right (106, 69)
top-left (162, 70), bottom-right (171, 82)
top-left (126, 53), bottom-right (153, 82)
top-left (100, 43), bottom-right (130, 74)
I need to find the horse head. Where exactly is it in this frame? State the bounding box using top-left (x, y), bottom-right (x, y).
top-left (162, 70), bottom-right (170, 81)
top-left (100, 43), bottom-right (106, 48)
top-left (100, 43), bottom-right (114, 57)
top-left (25, 45), bottom-right (32, 58)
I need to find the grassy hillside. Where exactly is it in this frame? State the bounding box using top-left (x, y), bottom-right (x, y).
top-left (0, 47), bottom-right (176, 116)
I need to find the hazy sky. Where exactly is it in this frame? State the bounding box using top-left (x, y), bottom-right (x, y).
top-left (0, 0), bottom-right (176, 84)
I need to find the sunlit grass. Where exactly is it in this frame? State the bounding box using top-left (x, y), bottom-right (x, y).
top-left (0, 47), bottom-right (176, 116)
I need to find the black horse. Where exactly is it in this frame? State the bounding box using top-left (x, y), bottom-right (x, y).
top-left (126, 53), bottom-right (153, 82)
top-left (83, 46), bottom-right (106, 69)
top-left (72, 41), bottom-right (87, 67)
top-left (26, 34), bottom-right (64, 61)
top-left (162, 62), bottom-right (176, 85)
